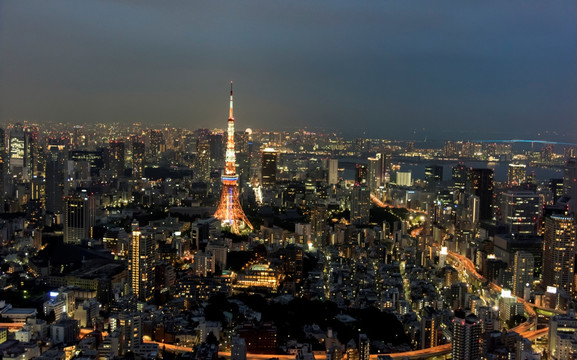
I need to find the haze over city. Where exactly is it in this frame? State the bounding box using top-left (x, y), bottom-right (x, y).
top-left (1, 0), bottom-right (576, 140)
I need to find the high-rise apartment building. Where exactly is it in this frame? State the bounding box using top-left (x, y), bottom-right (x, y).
top-left (350, 185), bottom-right (370, 225)
top-left (542, 214), bottom-right (577, 296)
top-left (512, 251), bottom-right (534, 299)
top-left (452, 313), bottom-right (482, 360)
top-left (129, 222), bottom-right (156, 302)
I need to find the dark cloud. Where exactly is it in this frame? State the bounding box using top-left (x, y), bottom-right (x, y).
top-left (0, 0), bottom-right (576, 140)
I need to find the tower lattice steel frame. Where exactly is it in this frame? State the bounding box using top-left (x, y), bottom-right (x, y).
top-left (213, 82), bottom-right (253, 233)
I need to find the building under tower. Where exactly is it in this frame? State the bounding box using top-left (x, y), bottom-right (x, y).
top-left (213, 83), bottom-right (253, 234)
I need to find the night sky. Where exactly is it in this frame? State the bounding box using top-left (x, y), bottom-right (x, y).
top-left (1, 0), bottom-right (576, 140)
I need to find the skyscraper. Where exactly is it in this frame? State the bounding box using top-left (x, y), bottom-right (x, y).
top-left (196, 139), bottom-right (211, 182)
top-left (350, 185), bottom-right (370, 225)
top-left (425, 165), bottom-right (443, 184)
top-left (327, 158), bottom-right (339, 185)
top-left (376, 152), bottom-right (388, 187)
top-left (129, 222), bottom-right (156, 301)
top-left (499, 190), bottom-right (540, 234)
top-left (131, 138), bottom-right (145, 179)
top-left (542, 214), bottom-right (577, 296)
top-left (64, 195), bottom-right (95, 244)
top-left (148, 129), bottom-right (165, 165)
top-left (467, 168), bottom-right (494, 221)
top-left (512, 251), bottom-right (534, 299)
top-left (451, 313), bottom-right (482, 360)
top-left (213, 83), bottom-right (253, 234)
top-left (9, 124), bottom-right (27, 179)
top-left (261, 148), bottom-right (277, 187)
top-left (355, 164), bottom-right (368, 186)
top-left (367, 157), bottom-right (378, 191)
top-left (452, 164), bottom-right (468, 192)
top-left (0, 127), bottom-right (5, 210)
top-left (107, 140), bottom-right (125, 178)
top-left (563, 158), bottom-right (577, 214)
top-left (45, 144), bottom-right (66, 214)
top-left (507, 163), bottom-right (526, 186)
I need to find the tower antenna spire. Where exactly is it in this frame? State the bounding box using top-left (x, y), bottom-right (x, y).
top-left (229, 81), bottom-right (234, 119)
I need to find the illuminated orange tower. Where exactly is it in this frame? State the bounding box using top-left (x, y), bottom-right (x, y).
top-left (214, 82), bottom-right (253, 233)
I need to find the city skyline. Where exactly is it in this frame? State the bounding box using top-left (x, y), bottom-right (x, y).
top-left (1, 0), bottom-right (576, 140)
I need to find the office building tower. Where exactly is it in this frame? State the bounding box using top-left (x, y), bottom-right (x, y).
top-left (213, 83), bottom-right (253, 233)
top-left (507, 163), bottom-right (526, 186)
top-left (129, 222), bottom-right (156, 301)
top-left (425, 165), bottom-right (443, 184)
top-left (395, 171), bottom-right (412, 187)
top-left (9, 124), bottom-right (29, 179)
top-left (148, 129), bottom-right (165, 164)
top-left (131, 139), bottom-right (145, 179)
top-left (542, 214), bottom-right (577, 296)
top-left (452, 164), bottom-right (468, 191)
top-left (209, 133), bottom-right (225, 170)
top-left (64, 195), bottom-right (95, 244)
top-left (512, 251), bottom-right (534, 299)
top-left (550, 178), bottom-right (564, 204)
top-left (376, 152), bottom-right (388, 187)
top-left (499, 289), bottom-right (524, 322)
top-left (499, 191), bottom-right (541, 234)
top-left (467, 168), bottom-right (494, 221)
top-left (355, 164), bottom-right (368, 186)
top-left (107, 140), bottom-right (125, 178)
top-left (549, 312), bottom-right (577, 360)
top-left (0, 128), bottom-right (5, 209)
top-left (236, 131), bottom-right (251, 185)
top-left (350, 185), bottom-right (370, 225)
top-left (367, 157), bottom-right (378, 191)
top-left (311, 205), bottom-right (327, 245)
top-left (563, 158), bottom-right (577, 213)
top-left (328, 158), bottom-right (339, 185)
top-left (69, 150), bottom-right (104, 177)
top-left (261, 148), bottom-right (277, 187)
top-left (452, 313), bottom-right (482, 360)
top-left (45, 144), bottom-right (66, 214)
top-left (196, 139), bottom-right (211, 182)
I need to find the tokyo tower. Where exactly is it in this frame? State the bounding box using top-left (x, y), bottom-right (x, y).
top-left (213, 82), bottom-right (253, 233)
